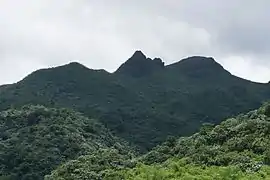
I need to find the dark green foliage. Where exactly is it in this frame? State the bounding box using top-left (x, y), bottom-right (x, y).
top-left (45, 103), bottom-right (270, 179)
top-left (45, 148), bottom-right (136, 180)
top-left (0, 52), bottom-right (270, 151)
top-left (142, 103), bottom-right (270, 170)
top-left (0, 105), bottom-right (130, 180)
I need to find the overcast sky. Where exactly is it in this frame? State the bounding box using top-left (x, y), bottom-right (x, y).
top-left (1, 0), bottom-right (270, 84)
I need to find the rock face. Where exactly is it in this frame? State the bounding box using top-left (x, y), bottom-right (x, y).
top-left (115, 51), bottom-right (165, 77)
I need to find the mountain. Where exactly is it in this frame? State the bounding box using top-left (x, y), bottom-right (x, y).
top-left (0, 85), bottom-right (9, 93)
top-left (116, 50), bottom-right (165, 77)
top-left (45, 103), bottom-right (270, 180)
top-left (141, 103), bottom-right (270, 166)
top-left (0, 51), bottom-right (269, 151)
top-left (166, 56), bottom-right (230, 77)
top-left (0, 105), bottom-right (131, 180)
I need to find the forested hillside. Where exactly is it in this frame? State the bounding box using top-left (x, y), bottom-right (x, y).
top-left (45, 103), bottom-right (270, 180)
top-left (0, 105), bottom-right (132, 180)
top-left (0, 51), bottom-right (270, 151)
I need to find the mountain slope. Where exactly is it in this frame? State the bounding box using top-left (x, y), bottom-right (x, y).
top-left (0, 105), bottom-right (130, 180)
top-left (45, 103), bottom-right (270, 180)
top-left (0, 52), bottom-right (269, 151)
top-left (45, 148), bottom-right (136, 180)
top-left (141, 103), bottom-right (270, 167)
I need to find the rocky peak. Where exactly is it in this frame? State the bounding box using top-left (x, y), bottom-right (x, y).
top-left (115, 51), bottom-right (165, 77)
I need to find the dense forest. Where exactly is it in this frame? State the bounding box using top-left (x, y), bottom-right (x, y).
top-left (1, 51), bottom-right (270, 179)
top-left (2, 103), bottom-right (270, 179)
top-left (0, 51), bottom-right (270, 151)
top-left (0, 105), bottom-right (132, 180)
top-left (46, 103), bottom-right (270, 179)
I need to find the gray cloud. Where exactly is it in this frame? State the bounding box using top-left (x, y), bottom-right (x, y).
top-left (0, 0), bottom-right (270, 84)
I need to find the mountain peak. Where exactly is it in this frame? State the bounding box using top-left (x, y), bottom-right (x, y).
top-left (166, 56), bottom-right (230, 77)
top-left (131, 50), bottom-right (147, 59)
top-left (180, 56), bottom-right (216, 63)
top-left (19, 61), bottom-right (92, 85)
top-left (179, 56), bottom-right (225, 70)
top-left (115, 51), bottom-right (165, 77)
top-left (67, 61), bottom-right (83, 66)
top-left (62, 61), bottom-right (88, 70)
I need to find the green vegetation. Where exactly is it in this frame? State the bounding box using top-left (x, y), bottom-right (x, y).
top-left (142, 103), bottom-right (270, 167)
top-left (103, 159), bottom-right (270, 180)
top-left (0, 105), bottom-right (131, 180)
top-left (0, 52), bottom-right (269, 151)
top-left (1, 52), bottom-right (270, 179)
top-left (45, 103), bottom-right (270, 180)
top-left (44, 148), bottom-right (136, 180)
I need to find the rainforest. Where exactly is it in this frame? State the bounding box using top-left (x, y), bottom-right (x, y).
top-left (1, 52), bottom-right (270, 180)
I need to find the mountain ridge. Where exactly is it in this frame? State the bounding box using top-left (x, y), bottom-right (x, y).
top-left (0, 51), bottom-right (269, 151)
top-left (0, 51), bottom-right (267, 85)
top-left (1, 51), bottom-right (270, 180)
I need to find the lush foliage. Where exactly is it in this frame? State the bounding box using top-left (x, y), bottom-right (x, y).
top-left (103, 159), bottom-right (270, 180)
top-left (45, 148), bottom-right (136, 180)
top-left (48, 158), bottom-right (270, 180)
top-left (1, 52), bottom-right (270, 180)
top-left (46, 103), bottom-right (270, 180)
top-left (141, 103), bottom-right (270, 168)
top-left (0, 52), bottom-right (269, 151)
top-left (0, 105), bottom-right (131, 180)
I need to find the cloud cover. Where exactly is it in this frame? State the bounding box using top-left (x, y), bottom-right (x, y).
top-left (0, 0), bottom-right (270, 84)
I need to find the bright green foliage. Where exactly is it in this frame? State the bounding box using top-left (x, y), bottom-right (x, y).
top-left (46, 158), bottom-right (270, 180)
top-left (107, 159), bottom-right (270, 180)
top-left (45, 148), bottom-right (136, 180)
top-left (0, 105), bottom-right (131, 180)
top-left (142, 103), bottom-right (270, 169)
top-left (1, 54), bottom-right (270, 151)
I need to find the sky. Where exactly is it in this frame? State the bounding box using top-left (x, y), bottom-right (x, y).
top-left (1, 0), bottom-right (270, 84)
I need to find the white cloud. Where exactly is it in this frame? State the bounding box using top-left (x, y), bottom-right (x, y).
top-left (219, 56), bottom-right (270, 83)
top-left (0, 0), bottom-right (270, 84)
